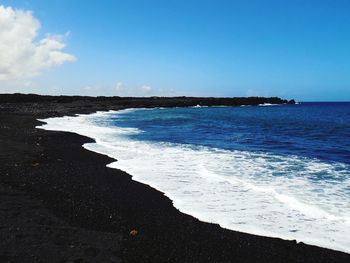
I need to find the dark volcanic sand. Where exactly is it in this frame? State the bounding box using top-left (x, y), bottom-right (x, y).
top-left (0, 94), bottom-right (349, 263)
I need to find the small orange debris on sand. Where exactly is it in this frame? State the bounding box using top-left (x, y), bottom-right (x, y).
top-left (130, 229), bottom-right (138, 236)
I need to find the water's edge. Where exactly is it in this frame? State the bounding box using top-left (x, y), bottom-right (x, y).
top-left (36, 108), bottom-right (350, 254)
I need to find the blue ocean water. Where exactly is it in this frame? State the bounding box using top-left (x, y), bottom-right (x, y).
top-left (39, 102), bottom-right (350, 253)
top-left (109, 102), bottom-right (350, 164)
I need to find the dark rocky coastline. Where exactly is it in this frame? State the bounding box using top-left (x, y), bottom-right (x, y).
top-left (1, 94), bottom-right (348, 263)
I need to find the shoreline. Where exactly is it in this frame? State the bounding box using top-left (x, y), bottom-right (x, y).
top-left (1, 94), bottom-right (349, 262)
top-left (38, 107), bottom-right (349, 254)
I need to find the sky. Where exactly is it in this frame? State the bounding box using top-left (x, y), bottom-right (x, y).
top-left (0, 0), bottom-right (349, 101)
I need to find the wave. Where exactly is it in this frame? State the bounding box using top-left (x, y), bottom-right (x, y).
top-left (37, 109), bottom-right (350, 253)
top-left (258, 103), bottom-right (280, 106)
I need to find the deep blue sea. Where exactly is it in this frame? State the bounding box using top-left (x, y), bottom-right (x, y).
top-left (110, 102), bottom-right (350, 165)
top-left (40, 102), bottom-right (350, 253)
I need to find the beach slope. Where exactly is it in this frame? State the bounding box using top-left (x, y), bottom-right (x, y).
top-left (0, 94), bottom-right (348, 262)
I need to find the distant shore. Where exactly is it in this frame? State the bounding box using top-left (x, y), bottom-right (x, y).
top-left (1, 93), bottom-right (348, 263)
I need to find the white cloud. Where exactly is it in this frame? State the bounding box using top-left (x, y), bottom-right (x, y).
top-left (114, 83), bottom-right (155, 96)
top-left (115, 82), bottom-right (123, 91)
top-left (0, 5), bottom-right (76, 83)
top-left (79, 82), bottom-right (178, 97)
top-left (140, 85), bottom-right (152, 92)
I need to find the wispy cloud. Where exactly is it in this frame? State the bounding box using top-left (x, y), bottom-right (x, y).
top-left (78, 80), bottom-right (178, 97)
top-left (140, 85), bottom-right (152, 92)
top-left (115, 82), bottom-right (123, 91)
top-left (114, 83), bottom-right (153, 96)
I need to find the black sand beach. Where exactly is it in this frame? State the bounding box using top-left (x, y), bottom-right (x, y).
top-left (0, 94), bottom-right (349, 262)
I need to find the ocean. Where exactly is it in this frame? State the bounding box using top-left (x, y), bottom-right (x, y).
top-left (38, 102), bottom-right (350, 253)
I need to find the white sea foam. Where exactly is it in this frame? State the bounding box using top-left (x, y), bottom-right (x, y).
top-left (258, 103), bottom-right (279, 106)
top-left (37, 109), bottom-right (350, 253)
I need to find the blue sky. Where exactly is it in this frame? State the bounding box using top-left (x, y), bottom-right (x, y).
top-left (1, 0), bottom-right (349, 100)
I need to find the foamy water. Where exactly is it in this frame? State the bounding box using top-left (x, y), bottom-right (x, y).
top-left (37, 109), bottom-right (350, 253)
